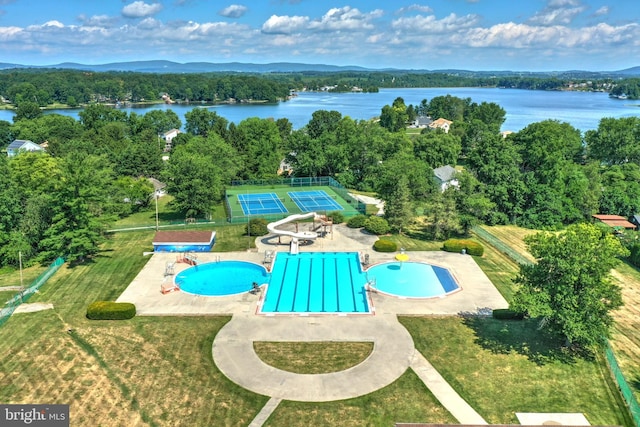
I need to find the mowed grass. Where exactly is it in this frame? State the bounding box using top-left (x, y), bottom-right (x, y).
top-left (480, 224), bottom-right (640, 405)
top-left (254, 342), bottom-right (373, 374)
top-left (400, 316), bottom-right (633, 426)
top-left (266, 370), bottom-right (457, 426)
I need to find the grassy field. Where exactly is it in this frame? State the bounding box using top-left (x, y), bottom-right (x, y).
top-left (480, 224), bottom-right (640, 404)
top-left (400, 316), bottom-right (632, 426)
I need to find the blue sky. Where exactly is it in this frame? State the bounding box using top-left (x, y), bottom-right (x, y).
top-left (0, 0), bottom-right (638, 71)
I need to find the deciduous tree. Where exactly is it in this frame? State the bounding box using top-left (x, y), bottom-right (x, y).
top-left (512, 223), bottom-right (628, 353)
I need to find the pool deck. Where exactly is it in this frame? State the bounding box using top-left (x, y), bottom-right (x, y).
top-left (116, 223), bottom-right (511, 425)
top-left (117, 223), bottom-right (508, 316)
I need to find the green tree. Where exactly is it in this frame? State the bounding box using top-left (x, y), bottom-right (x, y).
top-left (13, 101), bottom-right (43, 122)
top-left (379, 97), bottom-right (408, 132)
top-left (39, 153), bottom-right (113, 263)
top-left (184, 108), bottom-right (228, 138)
top-left (164, 135), bottom-right (239, 216)
top-left (512, 223), bottom-right (628, 352)
top-left (383, 175), bottom-right (413, 234)
top-left (413, 131), bottom-right (461, 168)
top-left (585, 117), bottom-right (640, 165)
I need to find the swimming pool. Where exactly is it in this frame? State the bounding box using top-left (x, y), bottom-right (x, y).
top-left (366, 262), bottom-right (460, 298)
top-left (261, 252), bottom-right (369, 314)
top-left (176, 261), bottom-right (270, 296)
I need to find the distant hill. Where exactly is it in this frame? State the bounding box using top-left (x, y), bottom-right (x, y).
top-left (0, 60), bottom-right (639, 76)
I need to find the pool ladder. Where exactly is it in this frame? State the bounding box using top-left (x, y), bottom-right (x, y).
top-left (215, 256), bottom-right (221, 262)
top-left (365, 275), bottom-right (377, 293)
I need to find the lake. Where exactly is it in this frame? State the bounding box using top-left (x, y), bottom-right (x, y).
top-left (1, 87), bottom-right (638, 133)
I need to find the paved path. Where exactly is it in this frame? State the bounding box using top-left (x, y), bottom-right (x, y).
top-left (213, 314), bottom-right (415, 402)
top-left (410, 352), bottom-right (487, 424)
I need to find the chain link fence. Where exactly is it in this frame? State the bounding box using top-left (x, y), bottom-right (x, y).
top-left (0, 257), bottom-right (64, 327)
top-left (605, 343), bottom-right (640, 426)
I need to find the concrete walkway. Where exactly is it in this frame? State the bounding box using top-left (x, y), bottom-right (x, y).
top-left (213, 313), bottom-right (415, 402)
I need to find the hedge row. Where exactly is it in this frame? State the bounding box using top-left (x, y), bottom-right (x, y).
top-left (87, 301), bottom-right (136, 320)
top-left (442, 239), bottom-right (484, 256)
top-left (374, 239), bottom-right (398, 252)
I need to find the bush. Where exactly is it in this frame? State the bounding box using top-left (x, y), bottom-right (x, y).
top-left (492, 308), bottom-right (525, 320)
top-left (373, 239), bottom-right (398, 252)
top-left (246, 218), bottom-right (269, 236)
top-left (87, 301), bottom-right (136, 320)
top-left (442, 239), bottom-right (484, 256)
top-left (326, 211), bottom-right (345, 224)
top-left (364, 216), bottom-right (390, 235)
top-left (347, 214), bottom-right (368, 228)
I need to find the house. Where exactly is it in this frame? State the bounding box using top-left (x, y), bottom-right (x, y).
top-left (433, 165), bottom-right (459, 192)
top-left (632, 214), bottom-right (640, 229)
top-left (592, 214), bottom-right (636, 231)
top-left (428, 118), bottom-right (453, 133)
top-left (162, 129), bottom-right (180, 152)
top-left (152, 230), bottom-right (216, 252)
top-left (6, 139), bottom-right (45, 157)
top-left (412, 116), bottom-right (432, 128)
top-left (500, 130), bottom-right (514, 138)
top-left (278, 158), bottom-right (292, 176)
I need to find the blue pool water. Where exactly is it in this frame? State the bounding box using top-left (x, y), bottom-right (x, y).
top-left (261, 252), bottom-right (369, 314)
top-left (176, 261), bottom-right (270, 296)
top-left (366, 262), bottom-right (460, 298)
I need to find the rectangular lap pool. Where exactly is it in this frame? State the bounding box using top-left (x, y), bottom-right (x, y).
top-left (261, 252), bottom-right (370, 314)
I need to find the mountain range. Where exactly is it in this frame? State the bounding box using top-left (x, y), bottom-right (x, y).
top-left (0, 60), bottom-right (639, 77)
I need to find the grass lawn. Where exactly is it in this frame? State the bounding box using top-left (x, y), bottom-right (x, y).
top-left (400, 316), bottom-right (633, 426)
top-left (254, 342), bottom-right (373, 374)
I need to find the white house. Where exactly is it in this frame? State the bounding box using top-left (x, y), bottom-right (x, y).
top-left (428, 118), bottom-right (453, 133)
top-left (6, 140), bottom-right (44, 157)
top-left (433, 165), bottom-right (459, 192)
top-left (162, 129), bottom-right (180, 152)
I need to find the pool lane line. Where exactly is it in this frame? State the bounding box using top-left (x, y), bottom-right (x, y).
top-left (290, 259), bottom-right (302, 312)
top-left (334, 257), bottom-right (340, 312)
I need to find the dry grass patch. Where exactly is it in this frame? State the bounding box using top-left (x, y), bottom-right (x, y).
top-left (253, 341), bottom-right (373, 374)
top-left (479, 225), bottom-right (537, 263)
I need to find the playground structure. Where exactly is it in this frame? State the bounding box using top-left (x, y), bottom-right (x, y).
top-left (266, 212), bottom-right (333, 254)
top-left (176, 252), bottom-right (198, 266)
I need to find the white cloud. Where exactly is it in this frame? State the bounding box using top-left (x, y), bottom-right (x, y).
top-left (219, 5), bottom-right (248, 19)
top-left (528, 0), bottom-right (586, 26)
top-left (396, 5), bottom-right (433, 14)
top-left (308, 7), bottom-right (382, 32)
top-left (593, 6), bottom-right (609, 17)
top-left (122, 1), bottom-right (163, 19)
top-left (77, 14), bottom-right (117, 28)
top-left (392, 13), bottom-right (480, 34)
top-left (262, 15), bottom-right (309, 34)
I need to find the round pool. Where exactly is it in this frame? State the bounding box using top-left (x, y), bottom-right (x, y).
top-left (175, 261), bottom-right (270, 296)
top-left (366, 262), bottom-right (460, 298)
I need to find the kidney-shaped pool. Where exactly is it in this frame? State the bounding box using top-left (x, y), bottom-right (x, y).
top-left (175, 261), bottom-right (270, 296)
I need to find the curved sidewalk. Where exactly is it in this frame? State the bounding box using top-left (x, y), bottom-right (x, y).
top-left (212, 314), bottom-right (415, 402)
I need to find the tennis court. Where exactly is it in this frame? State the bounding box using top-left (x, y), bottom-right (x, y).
top-left (288, 190), bottom-right (343, 212)
top-left (238, 193), bottom-right (288, 215)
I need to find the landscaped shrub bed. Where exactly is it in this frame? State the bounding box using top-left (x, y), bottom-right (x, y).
top-left (492, 308), bottom-right (525, 320)
top-left (373, 239), bottom-right (398, 252)
top-left (442, 239), bottom-right (484, 256)
top-left (246, 218), bottom-right (269, 236)
top-left (364, 216), bottom-right (390, 235)
top-left (326, 211), bottom-right (345, 224)
top-left (87, 301), bottom-right (136, 320)
top-left (347, 214), bottom-right (368, 228)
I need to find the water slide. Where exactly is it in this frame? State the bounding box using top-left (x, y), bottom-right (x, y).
top-left (267, 212), bottom-right (318, 254)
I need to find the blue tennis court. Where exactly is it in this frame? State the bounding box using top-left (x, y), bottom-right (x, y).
top-left (238, 193), bottom-right (288, 215)
top-left (288, 190), bottom-right (343, 212)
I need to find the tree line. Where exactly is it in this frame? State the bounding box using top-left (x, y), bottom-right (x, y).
top-left (1, 70), bottom-right (637, 110)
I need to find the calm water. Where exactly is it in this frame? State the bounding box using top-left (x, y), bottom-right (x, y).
top-left (366, 262), bottom-right (459, 298)
top-left (176, 261), bottom-right (270, 296)
top-left (262, 251), bottom-right (369, 313)
top-left (1, 88), bottom-right (638, 132)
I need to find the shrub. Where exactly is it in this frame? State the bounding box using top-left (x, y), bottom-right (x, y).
top-left (347, 214), bottom-right (368, 228)
top-left (492, 308), bottom-right (525, 320)
top-left (246, 218), bottom-right (269, 236)
top-left (373, 239), bottom-right (398, 252)
top-left (442, 239), bottom-right (484, 256)
top-left (364, 216), bottom-right (390, 235)
top-left (87, 301), bottom-right (136, 320)
top-left (326, 211), bottom-right (345, 224)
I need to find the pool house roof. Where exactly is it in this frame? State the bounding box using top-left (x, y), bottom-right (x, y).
top-left (153, 230), bottom-right (216, 245)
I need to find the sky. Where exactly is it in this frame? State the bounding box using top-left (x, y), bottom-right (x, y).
top-left (0, 0), bottom-right (638, 71)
